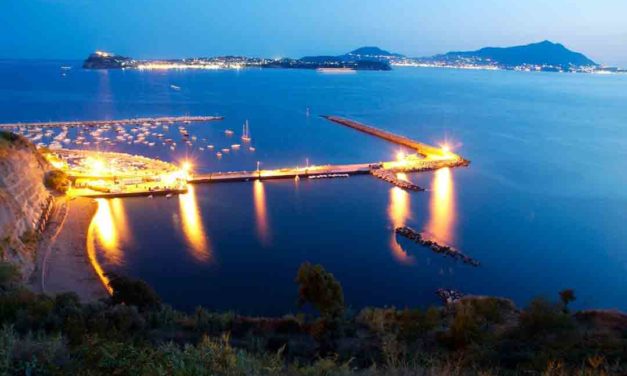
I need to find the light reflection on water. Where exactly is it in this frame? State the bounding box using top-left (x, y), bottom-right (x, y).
top-left (388, 175), bottom-right (415, 264)
top-left (178, 184), bottom-right (213, 262)
top-left (87, 199), bottom-right (116, 294)
top-left (425, 168), bottom-right (456, 245)
top-left (253, 180), bottom-right (271, 246)
top-left (93, 198), bottom-right (124, 265)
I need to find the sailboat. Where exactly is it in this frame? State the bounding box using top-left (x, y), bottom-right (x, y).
top-left (241, 120), bottom-right (251, 142)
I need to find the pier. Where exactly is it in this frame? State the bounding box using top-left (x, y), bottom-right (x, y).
top-left (322, 115), bottom-right (451, 158)
top-left (0, 115), bottom-right (223, 129)
top-left (190, 163), bottom-right (373, 183)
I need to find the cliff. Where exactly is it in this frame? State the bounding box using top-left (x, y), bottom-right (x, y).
top-left (0, 132), bottom-right (54, 280)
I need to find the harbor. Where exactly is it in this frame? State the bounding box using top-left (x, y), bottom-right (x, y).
top-left (26, 113), bottom-right (470, 198)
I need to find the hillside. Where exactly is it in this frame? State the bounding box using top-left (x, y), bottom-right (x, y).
top-left (0, 132), bottom-right (55, 280)
top-left (433, 40), bottom-right (597, 68)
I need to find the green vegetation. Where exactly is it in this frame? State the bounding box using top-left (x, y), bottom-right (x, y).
top-left (296, 262), bottom-right (345, 320)
top-left (44, 170), bottom-right (69, 193)
top-left (0, 260), bottom-right (623, 375)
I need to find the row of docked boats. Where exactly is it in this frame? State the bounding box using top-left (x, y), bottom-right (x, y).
top-left (8, 119), bottom-right (257, 159)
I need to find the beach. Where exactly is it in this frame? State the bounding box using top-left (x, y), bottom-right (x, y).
top-left (38, 197), bottom-right (108, 301)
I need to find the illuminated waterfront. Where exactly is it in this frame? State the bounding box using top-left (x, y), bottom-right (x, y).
top-left (1, 61), bottom-right (627, 314)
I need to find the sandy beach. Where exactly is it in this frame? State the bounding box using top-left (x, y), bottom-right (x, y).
top-left (39, 197), bottom-right (108, 301)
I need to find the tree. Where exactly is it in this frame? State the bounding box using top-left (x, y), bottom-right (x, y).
top-left (107, 274), bottom-right (161, 311)
top-left (558, 289), bottom-right (576, 313)
top-left (295, 262), bottom-right (345, 319)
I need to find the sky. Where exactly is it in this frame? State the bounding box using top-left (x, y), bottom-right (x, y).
top-left (1, 0), bottom-right (626, 66)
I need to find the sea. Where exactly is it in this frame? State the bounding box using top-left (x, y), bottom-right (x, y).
top-left (1, 60), bottom-right (626, 315)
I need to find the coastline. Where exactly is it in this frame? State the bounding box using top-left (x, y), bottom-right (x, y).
top-left (39, 197), bottom-right (108, 301)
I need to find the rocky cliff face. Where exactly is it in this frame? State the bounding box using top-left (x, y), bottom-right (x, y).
top-left (0, 132), bottom-right (54, 280)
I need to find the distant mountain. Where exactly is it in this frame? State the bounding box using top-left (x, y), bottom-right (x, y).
top-left (431, 40), bottom-right (596, 68)
top-left (348, 46), bottom-right (404, 58)
top-left (301, 46), bottom-right (403, 65)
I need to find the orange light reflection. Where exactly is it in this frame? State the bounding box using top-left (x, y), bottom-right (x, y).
top-left (178, 185), bottom-right (212, 262)
top-left (253, 180), bottom-right (271, 245)
top-left (388, 185), bottom-right (415, 265)
top-left (425, 168), bottom-right (456, 244)
top-left (92, 198), bottom-right (124, 265)
top-left (87, 199), bottom-right (115, 295)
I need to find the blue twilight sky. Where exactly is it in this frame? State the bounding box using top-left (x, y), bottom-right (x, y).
top-left (2, 0), bottom-right (626, 66)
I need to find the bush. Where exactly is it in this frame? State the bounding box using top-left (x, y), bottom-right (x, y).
top-left (518, 297), bottom-right (573, 337)
top-left (44, 169), bottom-right (69, 193)
top-left (107, 274), bottom-right (161, 312)
top-left (0, 262), bottom-right (21, 291)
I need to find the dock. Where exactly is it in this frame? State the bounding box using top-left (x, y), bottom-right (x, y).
top-left (189, 163), bottom-right (373, 183)
top-left (0, 115), bottom-right (224, 129)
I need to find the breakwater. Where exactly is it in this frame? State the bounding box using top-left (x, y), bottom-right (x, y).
top-left (371, 169), bottom-right (424, 191)
top-left (322, 115), bottom-right (450, 158)
top-left (0, 116), bottom-right (223, 129)
top-left (395, 226), bottom-right (480, 266)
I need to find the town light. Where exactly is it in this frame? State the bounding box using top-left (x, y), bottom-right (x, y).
top-left (396, 151), bottom-right (406, 161)
top-left (182, 161), bottom-right (193, 172)
top-left (441, 144), bottom-right (451, 154)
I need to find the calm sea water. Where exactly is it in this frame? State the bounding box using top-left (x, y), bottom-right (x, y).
top-left (1, 60), bottom-right (626, 314)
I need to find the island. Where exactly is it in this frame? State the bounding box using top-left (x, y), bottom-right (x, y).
top-left (83, 42), bottom-right (625, 74)
top-left (82, 49), bottom-right (391, 71)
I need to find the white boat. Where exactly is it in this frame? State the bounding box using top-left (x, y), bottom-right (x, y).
top-left (316, 67), bottom-right (356, 73)
top-left (241, 120), bottom-right (251, 142)
top-left (224, 129), bottom-right (234, 136)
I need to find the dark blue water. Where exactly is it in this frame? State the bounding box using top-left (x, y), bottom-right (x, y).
top-left (2, 60), bottom-right (626, 314)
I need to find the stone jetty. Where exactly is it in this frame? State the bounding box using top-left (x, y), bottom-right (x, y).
top-left (371, 169), bottom-right (424, 191)
top-left (395, 226), bottom-right (480, 266)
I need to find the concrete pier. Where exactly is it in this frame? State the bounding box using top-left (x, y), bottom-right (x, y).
top-left (322, 115), bottom-right (449, 158)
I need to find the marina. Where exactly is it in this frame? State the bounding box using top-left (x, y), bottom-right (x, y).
top-left (25, 113), bottom-right (470, 198)
top-left (0, 115), bottom-right (223, 129)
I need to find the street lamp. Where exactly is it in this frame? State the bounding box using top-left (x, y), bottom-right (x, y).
top-left (256, 161), bottom-right (261, 179)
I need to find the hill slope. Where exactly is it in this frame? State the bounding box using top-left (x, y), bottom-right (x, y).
top-left (433, 40), bottom-right (596, 68)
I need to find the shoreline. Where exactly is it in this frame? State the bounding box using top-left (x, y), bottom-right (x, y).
top-left (39, 197), bottom-right (109, 301)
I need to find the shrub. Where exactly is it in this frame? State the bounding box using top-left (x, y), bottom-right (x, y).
top-left (44, 169), bottom-right (69, 193)
top-left (295, 262), bottom-right (345, 320)
top-left (107, 274), bottom-right (161, 311)
top-left (0, 262), bottom-right (21, 291)
top-left (518, 297), bottom-right (573, 337)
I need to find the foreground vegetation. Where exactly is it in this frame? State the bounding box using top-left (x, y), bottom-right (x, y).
top-left (0, 262), bottom-right (624, 375)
